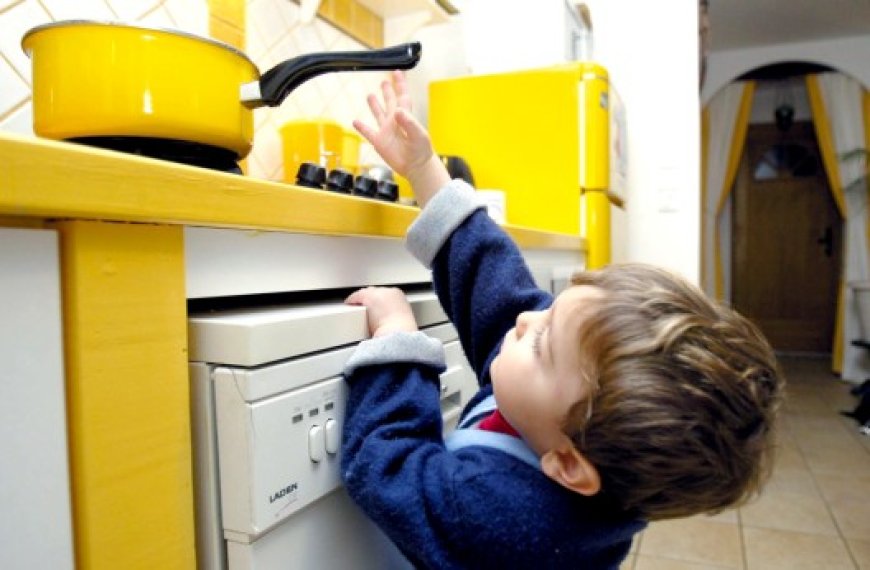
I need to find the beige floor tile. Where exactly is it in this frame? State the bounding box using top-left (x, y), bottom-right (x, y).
top-left (794, 418), bottom-right (869, 447)
top-left (742, 527), bottom-right (855, 570)
top-left (802, 443), bottom-right (870, 475)
top-left (740, 489), bottom-right (838, 535)
top-left (773, 425), bottom-right (797, 446)
top-left (848, 538), bottom-right (870, 570)
top-left (771, 439), bottom-right (808, 471)
top-left (813, 472), bottom-right (870, 504)
top-left (828, 499), bottom-right (870, 541)
top-left (786, 414), bottom-right (855, 443)
top-left (784, 393), bottom-right (832, 414)
top-left (620, 553), bottom-right (636, 569)
top-left (634, 555), bottom-right (739, 570)
top-left (639, 518), bottom-right (741, 568)
top-left (763, 465), bottom-right (817, 495)
top-left (776, 414), bottom-right (797, 435)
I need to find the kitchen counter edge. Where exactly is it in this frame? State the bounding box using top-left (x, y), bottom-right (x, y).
top-left (0, 132), bottom-right (586, 251)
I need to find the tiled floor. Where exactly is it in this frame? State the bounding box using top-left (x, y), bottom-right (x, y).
top-left (621, 355), bottom-right (870, 570)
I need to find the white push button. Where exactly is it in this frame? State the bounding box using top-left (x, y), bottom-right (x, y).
top-left (325, 418), bottom-right (339, 454)
top-left (308, 425), bottom-right (325, 462)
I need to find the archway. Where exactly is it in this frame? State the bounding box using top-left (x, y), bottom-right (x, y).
top-left (733, 63), bottom-right (841, 353)
top-left (702, 62), bottom-right (869, 379)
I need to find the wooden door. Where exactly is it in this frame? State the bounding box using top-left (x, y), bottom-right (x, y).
top-left (732, 122), bottom-right (842, 352)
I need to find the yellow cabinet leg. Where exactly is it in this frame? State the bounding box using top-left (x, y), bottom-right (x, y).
top-left (55, 220), bottom-right (194, 569)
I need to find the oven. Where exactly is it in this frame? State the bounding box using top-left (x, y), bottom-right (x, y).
top-left (188, 291), bottom-right (477, 569)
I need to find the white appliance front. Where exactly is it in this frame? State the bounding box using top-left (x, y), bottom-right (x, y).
top-left (189, 292), bottom-right (477, 570)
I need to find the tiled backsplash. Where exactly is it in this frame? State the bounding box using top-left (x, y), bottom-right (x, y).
top-left (0, 0), bottom-right (386, 181)
top-left (0, 0), bottom-right (209, 137)
top-left (243, 0), bottom-right (385, 180)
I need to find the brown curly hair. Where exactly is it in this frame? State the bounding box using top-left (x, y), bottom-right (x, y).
top-left (565, 263), bottom-right (784, 521)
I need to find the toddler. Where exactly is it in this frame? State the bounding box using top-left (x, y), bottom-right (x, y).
top-left (340, 71), bottom-right (783, 569)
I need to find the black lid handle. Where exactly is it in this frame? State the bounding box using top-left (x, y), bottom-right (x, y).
top-left (241, 42), bottom-right (422, 108)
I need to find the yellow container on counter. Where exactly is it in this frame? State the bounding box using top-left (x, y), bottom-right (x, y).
top-left (342, 129), bottom-right (363, 175)
top-left (280, 119), bottom-right (345, 182)
top-left (429, 62), bottom-right (611, 236)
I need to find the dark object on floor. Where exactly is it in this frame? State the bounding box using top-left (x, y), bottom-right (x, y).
top-left (840, 382), bottom-right (870, 431)
top-left (849, 378), bottom-right (870, 397)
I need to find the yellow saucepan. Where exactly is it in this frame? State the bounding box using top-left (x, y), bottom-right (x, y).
top-left (22, 21), bottom-right (421, 160)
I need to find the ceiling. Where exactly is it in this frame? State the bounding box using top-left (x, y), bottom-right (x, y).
top-left (708, 0), bottom-right (870, 51)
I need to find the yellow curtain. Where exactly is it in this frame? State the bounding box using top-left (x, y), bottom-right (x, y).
top-left (701, 82), bottom-right (756, 300)
top-left (701, 109), bottom-right (709, 289)
top-left (866, 89), bottom-right (870, 249)
top-left (804, 75), bottom-right (870, 374)
top-left (714, 83), bottom-right (755, 300)
top-left (806, 75), bottom-right (846, 372)
top-left (806, 77), bottom-right (848, 216)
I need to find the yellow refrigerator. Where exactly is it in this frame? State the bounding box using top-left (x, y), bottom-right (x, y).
top-left (429, 62), bottom-right (624, 268)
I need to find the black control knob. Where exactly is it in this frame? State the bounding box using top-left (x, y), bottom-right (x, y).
top-left (295, 162), bottom-right (325, 189)
top-left (352, 175), bottom-right (378, 198)
top-left (376, 180), bottom-right (399, 202)
top-left (326, 169), bottom-right (354, 193)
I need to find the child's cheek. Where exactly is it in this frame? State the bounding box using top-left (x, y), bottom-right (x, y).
top-left (489, 354), bottom-right (499, 379)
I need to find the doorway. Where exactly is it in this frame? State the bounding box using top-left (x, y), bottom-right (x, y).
top-left (731, 121), bottom-right (843, 352)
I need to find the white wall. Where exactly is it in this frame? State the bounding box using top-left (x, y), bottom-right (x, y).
top-left (455, 1), bottom-right (569, 74)
top-left (703, 34), bottom-right (870, 103)
top-left (451, 0), bottom-right (701, 282)
top-left (584, 0), bottom-right (700, 281)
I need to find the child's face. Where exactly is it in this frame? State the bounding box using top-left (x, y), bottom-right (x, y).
top-left (490, 285), bottom-right (604, 455)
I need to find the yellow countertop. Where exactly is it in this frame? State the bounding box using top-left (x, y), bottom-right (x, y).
top-left (0, 132), bottom-right (586, 251)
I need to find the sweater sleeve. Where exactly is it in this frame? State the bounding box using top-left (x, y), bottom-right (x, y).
top-left (341, 360), bottom-right (470, 568)
top-left (405, 180), bottom-right (553, 384)
top-left (343, 331), bottom-right (445, 377)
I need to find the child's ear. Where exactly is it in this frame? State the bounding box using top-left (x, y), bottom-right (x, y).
top-left (540, 437), bottom-right (601, 496)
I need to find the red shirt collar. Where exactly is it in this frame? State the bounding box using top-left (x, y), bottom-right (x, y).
top-left (477, 409), bottom-right (521, 437)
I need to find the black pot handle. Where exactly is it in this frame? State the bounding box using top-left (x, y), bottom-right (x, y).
top-left (241, 42), bottom-right (422, 108)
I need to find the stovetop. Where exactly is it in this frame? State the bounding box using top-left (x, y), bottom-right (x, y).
top-left (68, 136), bottom-right (242, 174)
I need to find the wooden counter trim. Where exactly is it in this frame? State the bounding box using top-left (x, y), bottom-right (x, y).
top-left (1, 133), bottom-right (586, 252)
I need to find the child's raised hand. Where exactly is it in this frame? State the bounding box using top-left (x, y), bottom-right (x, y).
top-left (353, 71), bottom-right (449, 207)
top-left (345, 286), bottom-right (418, 338)
top-left (353, 71), bottom-right (431, 180)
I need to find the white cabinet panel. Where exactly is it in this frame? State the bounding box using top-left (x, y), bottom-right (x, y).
top-left (0, 228), bottom-right (74, 570)
top-left (184, 228), bottom-right (431, 299)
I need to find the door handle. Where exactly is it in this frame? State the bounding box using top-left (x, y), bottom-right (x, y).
top-left (816, 226), bottom-right (833, 257)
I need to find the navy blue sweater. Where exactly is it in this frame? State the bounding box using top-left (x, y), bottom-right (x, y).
top-left (341, 181), bottom-right (645, 569)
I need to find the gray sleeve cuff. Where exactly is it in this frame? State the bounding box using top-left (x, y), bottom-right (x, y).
top-left (405, 179), bottom-right (486, 268)
top-left (343, 330), bottom-right (446, 377)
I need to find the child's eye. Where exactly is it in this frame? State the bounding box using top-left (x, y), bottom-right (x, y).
top-left (532, 327), bottom-right (545, 357)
